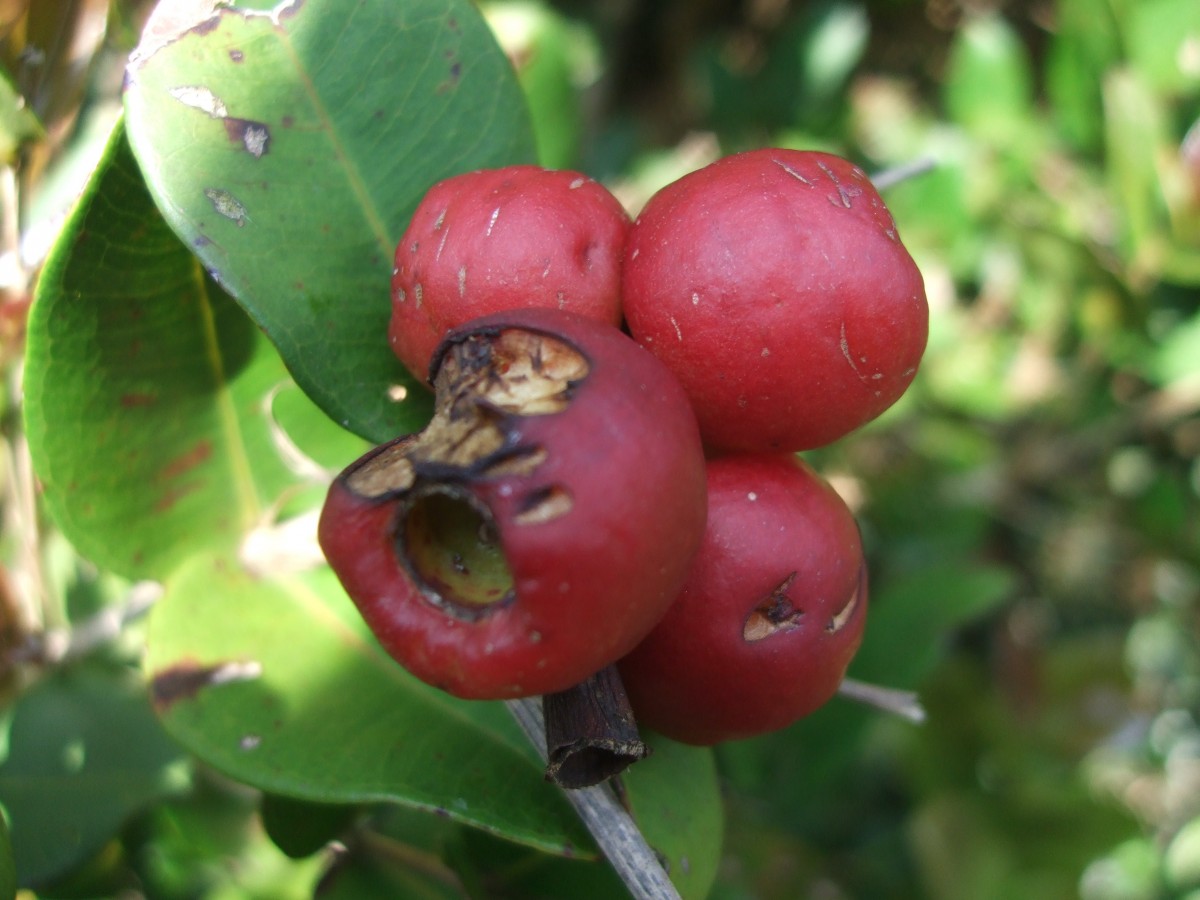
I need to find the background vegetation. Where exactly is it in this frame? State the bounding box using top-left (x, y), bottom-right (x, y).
top-left (0, 0), bottom-right (1197, 897)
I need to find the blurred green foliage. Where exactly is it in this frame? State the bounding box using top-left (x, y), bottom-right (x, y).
top-left (0, 0), bottom-right (1197, 897)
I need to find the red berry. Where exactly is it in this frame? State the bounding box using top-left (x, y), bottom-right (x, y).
top-left (618, 453), bottom-right (867, 745)
top-left (320, 308), bottom-right (707, 700)
top-left (390, 166), bottom-right (629, 380)
top-left (622, 148), bottom-right (928, 452)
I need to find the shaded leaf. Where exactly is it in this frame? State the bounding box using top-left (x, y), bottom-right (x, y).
top-left (0, 666), bottom-right (189, 888)
top-left (623, 734), bottom-right (723, 900)
top-left (123, 0), bottom-right (537, 443)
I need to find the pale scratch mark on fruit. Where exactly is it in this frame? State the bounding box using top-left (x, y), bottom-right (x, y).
top-left (457, 265), bottom-right (467, 297)
top-left (433, 207), bottom-right (448, 231)
top-left (839, 322), bottom-right (872, 386)
top-left (669, 315), bottom-right (683, 342)
top-left (204, 187), bottom-right (248, 226)
top-left (436, 224), bottom-right (451, 261)
top-left (773, 158), bottom-right (813, 185)
top-left (827, 574), bottom-right (863, 633)
top-left (569, 177), bottom-right (587, 189)
top-left (691, 291), bottom-right (701, 305)
top-left (761, 347), bottom-right (771, 357)
top-left (414, 283), bottom-right (424, 308)
top-left (486, 206), bottom-right (501, 237)
top-left (556, 290), bottom-right (566, 309)
top-left (169, 85), bottom-right (228, 118)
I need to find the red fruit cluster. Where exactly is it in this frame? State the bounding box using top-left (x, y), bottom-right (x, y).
top-left (319, 152), bottom-right (928, 744)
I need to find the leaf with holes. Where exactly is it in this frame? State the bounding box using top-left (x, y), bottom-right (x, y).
top-left (24, 120), bottom-right (365, 580)
top-left (123, 0), bottom-right (536, 443)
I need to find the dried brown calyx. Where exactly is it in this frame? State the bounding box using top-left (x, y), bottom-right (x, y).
top-left (345, 327), bottom-right (590, 620)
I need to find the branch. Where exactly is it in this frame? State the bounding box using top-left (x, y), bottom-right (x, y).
top-left (838, 677), bottom-right (926, 724)
top-left (507, 697), bottom-right (681, 900)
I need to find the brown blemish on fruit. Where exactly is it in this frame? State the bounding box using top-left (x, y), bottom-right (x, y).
top-left (514, 485), bottom-right (573, 525)
top-left (743, 571), bottom-right (802, 641)
top-left (345, 328), bottom-right (587, 502)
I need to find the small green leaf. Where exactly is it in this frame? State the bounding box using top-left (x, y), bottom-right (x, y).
top-left (144, 554), bottom-right (591, 856)
top-left (24, 121), bottom-right (352, 580)
top-left (944, 14), bottom-right (1035, 142)
top-left (123, 0), bottom-right (536, 443)
top-left (623, 735), bottom-right (723, 900)
top-left (0, 666), bottom-right (189, 888)
top-left (260, 794), bottom-right (357, 859)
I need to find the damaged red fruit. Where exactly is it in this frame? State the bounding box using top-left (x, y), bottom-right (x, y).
top-left (390, 165), bottom-right (630, 380)
top-left (618, 454), bottom-right (867, 745)
top-left (320, 308), bottom-right (707, 700)
top-left (622, 148), bottom-right (928, 452)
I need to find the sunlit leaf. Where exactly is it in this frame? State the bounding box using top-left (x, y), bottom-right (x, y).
top-left (123, 0), bottom-right (537, 443)
top-left (144, 553), bottom-right (592, 856)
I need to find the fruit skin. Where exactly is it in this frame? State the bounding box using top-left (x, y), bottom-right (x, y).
top-left (390, 165), bottom-right (630, 380)
top-left (622, 148), bottom-right (928, 453)
top-left (618, 453), bottom-right (867, 745)
top-left (320, 307), bottom-right (707, 700)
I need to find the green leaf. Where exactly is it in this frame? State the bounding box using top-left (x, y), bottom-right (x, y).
top-left (260, 794), bottom-right (357, 859)
top-left (0, 68), bottom-right (42, 164)
top-left (0, 809), bottom-right (13, 900)
top-left (1124, 0), bottom-right (1200, 95)
top-left (943, 14), bottom-right (1035, 142)
top-left (123, 0), bottom-right (537, 444)
top-left (144, 554), bottom-right (591, 856)
top-left (24, 120), bottom-right (358, 581)
top-left (623, 735), bottom-right (723, 900)
top-left (1045, 0), bottom-right (1120, 150)
top-left (0, 666), bottom-right (189, 888)
top-left (851, 561), bottom-right (1016, 689)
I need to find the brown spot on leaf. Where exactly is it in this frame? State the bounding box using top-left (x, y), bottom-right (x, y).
top-left (120, 392), bottom-right (158, 408)
top-left (159, 440), bottom-right (212, 481)
top-left (150, 658), bottom-right (262, 713)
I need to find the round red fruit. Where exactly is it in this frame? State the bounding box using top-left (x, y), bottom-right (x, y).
top-left (320, 308), bottom-right (707, 700)
top-left (390, 166), bottom-right (630, 380)
top-left (618, 453), bottom-right (867, 745)
top-left (622, 148), bottom-right (928, 452)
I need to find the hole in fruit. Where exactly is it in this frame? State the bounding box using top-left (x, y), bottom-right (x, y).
top-left (399, 487), bottom-right (514, 619)
top-left (826, 563), bottom-right (866, 633)
top-left (743, 571), bottom-right (801, 642)
top-left (514, 484), bottom-right (573, 525)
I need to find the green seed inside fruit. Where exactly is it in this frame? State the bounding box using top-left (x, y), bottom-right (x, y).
top-left (401, 488), bottom-right (514, 615)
